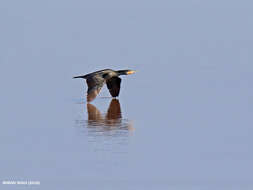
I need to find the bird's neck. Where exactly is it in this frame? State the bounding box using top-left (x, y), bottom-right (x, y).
top-left (116, 70), bottom-right (128, 76)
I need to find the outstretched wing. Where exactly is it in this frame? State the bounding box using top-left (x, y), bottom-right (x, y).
top-left (86, 75), bottom-right (105, 102)
top-left (106, 76), bottom-right (121, 97)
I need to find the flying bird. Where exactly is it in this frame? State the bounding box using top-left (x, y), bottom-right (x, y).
top-left (73, 69), bottom-right (136, 102)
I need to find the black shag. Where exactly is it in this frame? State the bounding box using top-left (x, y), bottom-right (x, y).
top-left (73, 69), bottom-right (136, 102)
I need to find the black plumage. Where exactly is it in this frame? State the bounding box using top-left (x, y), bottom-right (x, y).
top-left (73, 69), bottom-right (136, 102)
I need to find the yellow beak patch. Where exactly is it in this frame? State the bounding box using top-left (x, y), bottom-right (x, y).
top-left (127, 70), bottom-right (136, 75)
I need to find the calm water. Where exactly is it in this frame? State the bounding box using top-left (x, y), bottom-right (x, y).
top-left (1, 1), bottom-right (253, 189)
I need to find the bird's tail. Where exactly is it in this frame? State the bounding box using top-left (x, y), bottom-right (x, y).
top-left (73, 75), bottom-right (88, 79)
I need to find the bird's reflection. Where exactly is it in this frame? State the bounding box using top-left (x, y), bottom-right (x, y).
top-left (86, 99), bottom-right (134, 132)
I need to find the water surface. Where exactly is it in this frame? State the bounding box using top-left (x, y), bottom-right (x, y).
top-left (1, 0), bottom-right (253, 189)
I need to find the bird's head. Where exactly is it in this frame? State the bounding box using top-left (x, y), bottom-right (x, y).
top-left (116, 70), bottom-right (136, 76)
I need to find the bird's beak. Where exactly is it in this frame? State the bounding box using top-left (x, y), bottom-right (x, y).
top-left (126, 70), bottom-right (136, 75)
